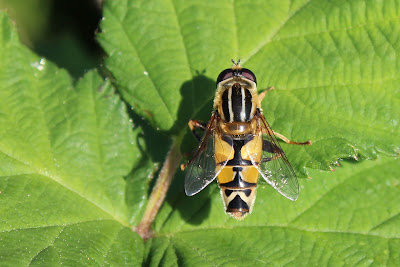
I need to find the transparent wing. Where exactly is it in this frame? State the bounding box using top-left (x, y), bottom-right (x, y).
top-left (184, 122), bottom-right (233, 196)
top-left (246, 114), bottom-right (299, 201)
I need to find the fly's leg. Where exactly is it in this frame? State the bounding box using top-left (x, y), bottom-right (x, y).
top-left (260, 141), bottom-right (283, 163)
top-left (181, 120), bottom-right (208, 171)
top-left (261, 126), bottom-right (311, 146)
top-left (258, 86), bottom-right (275, 102)
top-left (273, 131), bottom-right (312, 145)
top-left (263, 139), bottom-right (283, 154)
top-left (188, 120), bottom-right (207, 142)
top-left (260, 154), bottom-right (281, 163)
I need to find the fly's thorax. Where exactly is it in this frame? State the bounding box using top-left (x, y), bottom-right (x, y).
top-left (217, 118), bottom-right (257, 136)
top-left (214, 77), bottom-right (260, 124)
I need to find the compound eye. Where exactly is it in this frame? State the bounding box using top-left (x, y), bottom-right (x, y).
top-left (240, 68), bottom-right (257, 84)
top-left (217, 69), bottom-right (234, 84)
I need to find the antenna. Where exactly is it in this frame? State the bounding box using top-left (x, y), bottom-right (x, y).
top-left (231, 59), bottom-right (242, 70)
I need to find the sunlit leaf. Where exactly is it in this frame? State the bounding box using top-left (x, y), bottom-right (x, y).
top-left (0, 12), bottom-right (143, 265)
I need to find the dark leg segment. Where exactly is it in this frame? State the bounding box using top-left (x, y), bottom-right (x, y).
top-left (188, 120), bottom-right (207, 142)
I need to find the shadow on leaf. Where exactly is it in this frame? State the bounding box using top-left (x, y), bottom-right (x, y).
top-left (164, 73), bottom-right (218, 225)
top-left (124, 73), bottom-right (219, 226)
top-left (165, 170), bottom-right (213, 225)
top-left (170, 72), bottom-right (216, 135)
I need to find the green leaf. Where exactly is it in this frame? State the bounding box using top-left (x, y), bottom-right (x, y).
top-left (97, 0), bottom-right (400, 265)
top-left (0, 12), bottom-right (143, 265)
top-left (98, 0), bottom-right (399, 178)
top-left (150, 156), bottom-right (400, 266)
top-left (2, 0), bottom-right (400, 264)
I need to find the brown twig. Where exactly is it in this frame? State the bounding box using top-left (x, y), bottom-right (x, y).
top-left (135, 135), bottom-right (182, 240)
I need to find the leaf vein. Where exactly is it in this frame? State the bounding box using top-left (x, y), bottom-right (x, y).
top-left (232, 0), bottom-right (239, 59)
top-left (100, 226), bottom-right (124, 265)
top-left (27, 225), bottom-right (65, 266)
top-left (1, 171), bottom-right (128, 227)
top-left (169, 0), bottom-right (196, 107)
top-left (246, 10), bottom-right (400, 63)
top-left (0, 219), bottom-right (118, 234)
top-left (284, 89), bottom-right (395, 135)
top-left (369, 213), bottom-right (400, 233)
top-left (244, 0), bottom-right (312, 62)
top-left (166, 225), bottom-right (400, 240)
top-left (110, 10), bottom-right (174, 123)
top-left (172, 235), bottom-right (219, 266)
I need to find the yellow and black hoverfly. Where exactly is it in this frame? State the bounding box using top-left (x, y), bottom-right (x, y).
top-left (184, 60), bottom-right (311, 219)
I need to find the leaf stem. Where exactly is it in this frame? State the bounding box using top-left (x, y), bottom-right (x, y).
top-left (135, 134), bottom-right (182, 240)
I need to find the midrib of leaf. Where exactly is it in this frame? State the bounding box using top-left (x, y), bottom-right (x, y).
top-left (108, 9), bottom-right (174, 123)
top-left (243, 0), bottom-right (312, 63)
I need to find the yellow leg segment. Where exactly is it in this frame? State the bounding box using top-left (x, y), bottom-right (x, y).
top-left (273, 131), bottom-right (312, 145)
top-left (258, 86), bottom-right (275, 102)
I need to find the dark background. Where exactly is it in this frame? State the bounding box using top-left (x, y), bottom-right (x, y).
top-left (0, 0), bottom-right (103, 78)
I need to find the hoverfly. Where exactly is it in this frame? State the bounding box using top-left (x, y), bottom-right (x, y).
top-left (184, 60), bottom-right (311, 219)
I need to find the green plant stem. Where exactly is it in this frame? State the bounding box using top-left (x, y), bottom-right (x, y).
top-left (136, 134), bottom-right (182, 240)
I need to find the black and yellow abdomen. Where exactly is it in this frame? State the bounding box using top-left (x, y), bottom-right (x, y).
top-left (215, 132), bottom-right (262, 219)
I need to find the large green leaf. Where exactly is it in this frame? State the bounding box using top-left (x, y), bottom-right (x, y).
top-left (2, 0), bottom-right (400, 265)
top-left (149, 156), bottom-right (400, 266)
top-left (98, 0), bottom-right (399, 178)
top-left (97, 0), bottom-right (400, 265)
top-left (0, 13), bottom-right (144, 265)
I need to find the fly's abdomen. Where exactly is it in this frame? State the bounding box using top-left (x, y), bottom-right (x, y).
top-left (215, 133), bottom-right (262, 219)
top-left (217, 166), bottom-right (258, 219)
